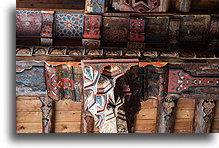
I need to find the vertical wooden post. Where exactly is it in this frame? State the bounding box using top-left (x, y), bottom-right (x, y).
top-left (39, 97), bottom-right (55, 133)
top-left (81, 110), bottom-right (94, 133)
top-left (156, 96), bottom-right (178, 133)
top-left (175, 0), bottom-right (191, 12)
top-left (193, 99), bottom-right (216, 133)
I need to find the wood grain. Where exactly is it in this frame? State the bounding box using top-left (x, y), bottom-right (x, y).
top-left (55, 111), bottom-right (81, 122)
top-left (55, 100), bottom-right (82, 111)
top-left (16, 123), bottom-right (42, 133)
top-left (175, 108), bottom-right (194, 119)
top-left (16, 112), bottom-right (42, 123)
top-left (135, 108), bottom-right (157, 120)
top-left (55, 122), bottom-right (81, 133)
top-left (16, 100), bottom-right (41, 112)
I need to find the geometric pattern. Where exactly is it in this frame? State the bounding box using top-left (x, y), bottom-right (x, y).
top-left (16, 10), bottom-right (42, 36)
top-left (82, 59), bottom-right (139, 133)
top-left (45, 62), bottom-right (76, 101)
top-left (102, 17), bottom-right (129, 43)
top-left (85, 0), bottom-right (105, 13)
top-left (168, 69), bottom-right (219, 94)
top-left (41, 12), bottom-right (54, 37)
top-left (180, 15), bottom-right (210, 42)
top-left (82, 39), bottom-right (101, 48)
top-left (55, 12), bottom-right (84, 38)
top-left (84, 15), bottom-right (102, 39)
top-left (145, 17), bottom-right (169, 43)
top-left (129, 18), bottom-right (145, 42)
top-left (112, 0), bottom-right (160, 13)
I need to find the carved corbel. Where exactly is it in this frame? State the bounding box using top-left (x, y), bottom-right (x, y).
top-left (82, 59), bottom-right (139, 133)
top-left (43, 62), bottom-right (82, 133)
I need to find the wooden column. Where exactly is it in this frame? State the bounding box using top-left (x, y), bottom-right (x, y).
top-left (81, 110), bottom-right (94, 133)
top-left (156, 95), bottom-right (178, 133)
top-left (39, 97), bottom-right (55, 133)
top-left (193, 99), bottom-right (217, 133)
top-left (175, 0), bottom-right (191, 12)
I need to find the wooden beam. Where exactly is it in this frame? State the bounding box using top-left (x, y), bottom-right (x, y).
top-left (193, 99), bottom-right (217, 133)
top-left (156, 95), bottom-right (178, 133)
top-left (39, 97), bottom-right (55, 133)
top-left (175, 0), bottom-right (191, 12)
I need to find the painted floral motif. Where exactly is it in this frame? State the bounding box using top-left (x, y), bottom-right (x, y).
top-left (84, 15), bottom-right (102, 39)
top-left (55, 13), bottom-right (84, 38)
top-left (16, 10), bottom-right (41, 36)
top-left (41, 13), bottom-right (53, 37)
top-left (129, 18), bottom-right (145, 42)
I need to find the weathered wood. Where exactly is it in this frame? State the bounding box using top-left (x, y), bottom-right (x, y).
top-left (16, 112), bottom-right (42, 123)
top-left (55, 111), bottom-right (81, 122)
top-left (175, 108), bottom-right (194, 119)
top-left (55, 122), bottom-right (81, 133)
top-left (140, 99), bottom-right (158, 108)
top-left (85, 0), bottom-right (106, 13)
top-left (177, 99), bottom-right (195, 108)
top-left (81, 111), bottom-right (94, 133)
top-left (16, 123), bottom-right (42, 133)
top-left (16, 61), bottom-right (47, 96)
top-left (175, 0), bottom-right (191, 12)
top-left (134, 120), bottom-right (156, 131)
top-left (39, 97), bottom-right (55, 133)
top-left (136, 108), bottom-right (157, 120)
top-left (156, 96), bottom-right (178, 133)
top-left (16, 100), bottom-right (41, 112)
top-left (174, 119), bottom-right (193, 130)
top-left (82, 59), bottom-right (139, 133)
top-left (193, 99), bottom-right (217, 133)
top-left (55, 100), bottom-right (82, 111)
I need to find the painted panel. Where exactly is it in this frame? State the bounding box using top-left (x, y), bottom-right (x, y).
top-left (179, 15), bottom-right (210, 42)
top-left (16, 61), bottom-right (46, 96)
top-left (129, 18), bottom-right (145, 42)
top-left (55, 12), bottom-right (84, 38)
top-left (145, 17), bottom-right (169, 43)
top-left (84, 15), bottom-right (102, 39)
top-left (41, 12), bottom-right (54, 38)
top-left (16, 10), bottom-right (41, 36)
top-left (102, 17), bottom-right (128, 43)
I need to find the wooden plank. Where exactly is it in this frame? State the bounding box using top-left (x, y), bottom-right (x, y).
top-left (175, 108), bottom-right (194, 119)
top-left (134, 130), bottom-right (156, 133)
top-left (55, 111), bottom-right (81, 122)
top-left (16, 96), bottom-right (39, 100)
top-left (174, 119), bottom-right (193, 130)
top-left (134, 120), bottom-right (156, 131)
top-left (16, 100), bottom-right (41, 112)
top-left (55, 122), bottom-right (81, 133)
top-left (16, 123), bottom-right (42, 133)
top-left (135, 108), bottom-right (157, 120)
top-left (177, 99), bottom-right (195, 108)
top-left (174, 129), bottom-right (192, 133)
top-left (55, 100), bottom-right (82, 111)
top-left (17, 2), bottom-right (84, 9)
top-left (212, 129), bottom-right (219, 133)
top-left (16, 112), bottom-right (42, 123)
top-left (191, 0), bottom-right (219, 10)
top-left (140, 99), bottom-right (158, 108)
top-left (214, 101), bottom-right (219, 119)
top-left (212, 119), bottom-right (219, 129)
